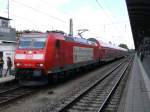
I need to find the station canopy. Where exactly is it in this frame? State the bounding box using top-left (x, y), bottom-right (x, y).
top-left (126, 0), bottom-right (150, 49)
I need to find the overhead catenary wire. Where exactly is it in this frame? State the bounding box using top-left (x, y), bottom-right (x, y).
top-left (95, 0), bottom-right (114, 23)
top-left (11, 14), bottom-right (67, 32)
top-left (38, 0), bottom-right (71, 19)
top-left (98, 0), bottom-right (130, 25)
top-left (11, 14), bottom-right (50, 29)
top-left (95, 0), bottom-right (124, 35)
top-left (97, 0), bottom-right (117, 20)
top-left (11, 0), bottom-right (68, 24)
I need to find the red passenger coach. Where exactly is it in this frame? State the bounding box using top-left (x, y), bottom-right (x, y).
top-left (88, 38), bottom-right (127, 62)
top-left (14, 31), bottom-right (100, 85)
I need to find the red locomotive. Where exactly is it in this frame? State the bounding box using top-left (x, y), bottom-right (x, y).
top-left (14, 31), bottom-right (127, 85)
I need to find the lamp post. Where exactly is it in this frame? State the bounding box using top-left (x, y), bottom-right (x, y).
top-left (8, 0), bottom-right (9, 19)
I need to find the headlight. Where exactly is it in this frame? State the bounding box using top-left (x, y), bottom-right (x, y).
top-left (16, 63), bottom-right (22, 66)
top-left (36, 63), bottom-right (44, 67)
top-left (39, 64), bottom-right (44, 67)
top-left (28, 50), bottom-right (32, 54)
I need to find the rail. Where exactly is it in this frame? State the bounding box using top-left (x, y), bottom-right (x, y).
top-left (58, 56), bottom-right (133, 112)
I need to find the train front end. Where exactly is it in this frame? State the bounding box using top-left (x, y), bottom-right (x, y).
top-left (14, 33), bottom-right (48, 86)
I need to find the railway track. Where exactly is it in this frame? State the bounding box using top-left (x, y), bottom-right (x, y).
top-left (0, 58), bottom-right (126, 108)
top-left (0, 80), bottom-right (19, 92)
top-left (57, 57), bottom-right (133, 112)
top-left (0, 85), bottom-right (37, 106)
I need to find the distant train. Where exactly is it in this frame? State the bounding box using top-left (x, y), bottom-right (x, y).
top-left (14, 31), bottom-right (127, 85)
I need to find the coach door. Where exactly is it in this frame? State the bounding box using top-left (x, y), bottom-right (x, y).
top-left (56, 40), bottom-right (65, 68)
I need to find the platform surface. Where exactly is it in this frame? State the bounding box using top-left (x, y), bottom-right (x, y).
top-left (119, 54), bottom-right (150, 112)
top-left (0, 69), bottom-right (15, 84)
top-left (142, 55), bottom-right (150, 79)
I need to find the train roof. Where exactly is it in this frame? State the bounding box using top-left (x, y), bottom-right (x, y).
top-left (20, 33), bottom-right (127, 51)
top-left (47, 31), bottom-right (98, 46)
top-left (99, 41), bottom-right (127, 51)
top-left (19, 32), bottom-right (97, 46)
top-left (88, 38), bottom-right (127, 51)
top-left (65, 36), bottom-right (97, 46)
top-left (19, 30), bottom-right (66, 37)
top-left (99, 40), bottom-right (125, 50)
top-left (21, 33), bottom-right (48, 38)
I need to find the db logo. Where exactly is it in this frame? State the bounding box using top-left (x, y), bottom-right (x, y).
top-left (26, 54), bottom-right (33, 59)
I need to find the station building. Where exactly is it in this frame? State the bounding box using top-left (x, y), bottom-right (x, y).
top-left (0, 16), bottom-right (16, 69)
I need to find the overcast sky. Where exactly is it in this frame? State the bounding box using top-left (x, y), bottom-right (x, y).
top-left (0, 0), bottom-right (134, 49)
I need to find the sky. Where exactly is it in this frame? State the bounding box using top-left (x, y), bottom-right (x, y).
top-left (0, 0), bottom-right (135, 49)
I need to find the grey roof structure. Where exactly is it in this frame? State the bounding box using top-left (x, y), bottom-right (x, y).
top-left (0, 16), bottom-right (16, 42)
top-left (126, 0), bottom-right (150, 49)
top-left (0, 16), bottom-right (11, 20)
top-left (0, 28), bottom-right (16, 42)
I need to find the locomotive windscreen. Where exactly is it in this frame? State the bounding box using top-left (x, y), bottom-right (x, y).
top-left (18, 37), bottom-right (46, 49)
top-left (32, 38), bottom-right (46, 49)
top-left (19, 38), bottom-right (32, 49)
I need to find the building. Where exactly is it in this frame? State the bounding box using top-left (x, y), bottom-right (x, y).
top-left (0, 16), bottom-right (16, 69)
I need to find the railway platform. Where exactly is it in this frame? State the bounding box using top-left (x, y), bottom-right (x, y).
top-left (118, 54), bottom-right (150, 112)
top-left (0, 69), bottom-right (15, 84)
top-left (0, 76), bottom-right (15, 84)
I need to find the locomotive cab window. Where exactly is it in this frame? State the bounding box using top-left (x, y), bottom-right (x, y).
top-left (18, 37), bottom-right (46, 49)
top-left (32, 38), bottom-right (46, 49)
top-left (19, 38), bottom-right (32, 49)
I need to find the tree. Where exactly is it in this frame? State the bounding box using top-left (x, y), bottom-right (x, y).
top-left (119, 44), bottom-right (128, 50)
